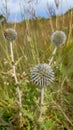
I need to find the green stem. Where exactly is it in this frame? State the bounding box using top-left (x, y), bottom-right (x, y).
top-left (49, 47), bottom-right (57, 65)
top-left (38, 86), bottom-right (45, 122)
top-left (10, 41), bottom-right (22, 128)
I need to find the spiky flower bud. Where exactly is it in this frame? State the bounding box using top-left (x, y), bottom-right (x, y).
top-left (4, 28), bottom-right (17, 41)
top-left (30, 63), bottom-right (54, 87)
top-left (51, 31), bottom-right (67, 46)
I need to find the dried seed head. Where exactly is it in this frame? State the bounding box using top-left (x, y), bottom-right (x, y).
top-left (51, 31), bottom-right (67, 46)
top-left (54, 0), bottom-right (59, 9)
top-left (4, 28), bottom-right (17, 41)
top-left (30, 63), bottom-right (54, 87)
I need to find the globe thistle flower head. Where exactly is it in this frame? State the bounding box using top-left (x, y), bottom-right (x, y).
top-left (4, 28), bottom-right (17, 41)
top-left (51, 31), bottom-right (67, 46)
top-left (30, 63), bottom-right (54, 87)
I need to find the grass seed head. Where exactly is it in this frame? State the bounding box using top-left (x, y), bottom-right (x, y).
top-left (54, 0), bottom-right (59, 9)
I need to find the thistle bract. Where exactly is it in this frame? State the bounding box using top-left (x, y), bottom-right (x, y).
top-left (4, 28), bottom-right (17, 41)
top-left (51, 31), bottom-right (66, 46)
top-left (30, 63), bottom-right (54, 87)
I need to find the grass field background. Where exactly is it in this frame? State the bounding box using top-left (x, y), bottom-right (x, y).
top-left (0, 9), bottom-right (73, 130)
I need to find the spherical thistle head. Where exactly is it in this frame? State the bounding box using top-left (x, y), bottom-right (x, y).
top-left (51, 31), bottom-right (67, 46)
top-left (30, 63), bottom-right (54, 87)
top-left (4, 28), bottom-right (17, 42)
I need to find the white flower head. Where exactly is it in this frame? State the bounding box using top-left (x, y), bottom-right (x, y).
top-left (51, 31), bottom-right (67, 46)
top-left (30, 63), bottom-right (54, 87)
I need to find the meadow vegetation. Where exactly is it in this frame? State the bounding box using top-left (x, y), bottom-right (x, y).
top-left (0, 9), bottom-right (73, 130)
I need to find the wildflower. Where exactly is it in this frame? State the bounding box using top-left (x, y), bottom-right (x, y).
top-left (4, 28), bottom-right (17, 41)
top-left (51, 31), bottom-right (67, 46)
top-left (30, 63), bottom-right (54, 87)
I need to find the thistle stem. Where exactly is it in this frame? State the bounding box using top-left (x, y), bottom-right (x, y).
top-left (10, 41), bottom-right (14, 63)
top-left (49, 46), bottom-right (57, 65)
top-left (10, 41), bottom-right (22, 128)
top-left (33, 87), bottom-right (45, 130)
top-left (38, 86), bottom-right (44, 121)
